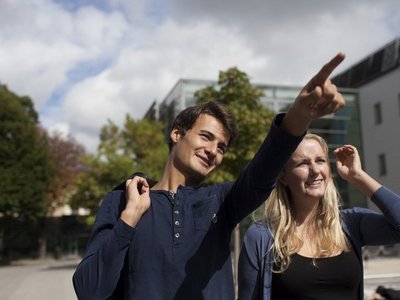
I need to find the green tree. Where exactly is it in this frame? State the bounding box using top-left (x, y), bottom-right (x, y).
top-left (195, 67), bottom-right (275, 183)
top-left (0, 85), bottom-right (52, 219)
top-left (34, 131), bottom-right (88, 259)
top-left (46, 131), bottom-right (87, 216)
top-left (123, 116), bottom-right (168, 179)
top-left (0, 85), bottom-right (53, 260)
top-left (70, 115), bottom-right (168, 217)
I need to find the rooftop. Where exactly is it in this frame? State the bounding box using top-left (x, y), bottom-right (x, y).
top-left (332, 38), bottom-right (400, 88)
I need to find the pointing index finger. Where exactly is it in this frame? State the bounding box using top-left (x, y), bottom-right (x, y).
top-left (309, 52), bottom-right (345, 90)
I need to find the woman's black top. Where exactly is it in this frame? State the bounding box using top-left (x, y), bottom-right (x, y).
top-left (271, 247), bottom-right (362, 300)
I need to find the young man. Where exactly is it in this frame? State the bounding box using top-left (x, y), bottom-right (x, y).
top-left (73, 53), bottom-right (346, 299)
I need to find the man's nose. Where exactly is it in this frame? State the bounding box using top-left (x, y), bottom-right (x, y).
top-left (205, 143), bottom-right (217, 157)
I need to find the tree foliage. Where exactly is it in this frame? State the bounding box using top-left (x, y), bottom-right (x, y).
top-left (195, 67), bottom-right (275, 183)
top-left (70, 115), bottom-right (168, 214)
top-left (0, 85), bottom-right (53, 220)
top-left (0, 85), bottom-right (56, 261)
top-left (45, 131), bottom-right (87, 216)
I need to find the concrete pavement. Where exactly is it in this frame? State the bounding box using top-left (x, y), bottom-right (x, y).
top-left (0, 256), bottom-right (399, 299)
top-left (364, 257), bottom-right (400, 298)
top-left (0, 258), bottom-right (79, 300)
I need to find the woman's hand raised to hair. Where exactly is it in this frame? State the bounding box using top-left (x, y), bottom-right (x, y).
top-left (334, 145), bottom-right (381, 197)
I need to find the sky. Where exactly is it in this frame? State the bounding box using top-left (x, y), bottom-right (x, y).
top-left (1, 0), bottom-right (399, 153)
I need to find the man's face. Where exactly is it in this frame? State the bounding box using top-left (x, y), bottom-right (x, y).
top-left (170, 114), bottom-right (229, 185)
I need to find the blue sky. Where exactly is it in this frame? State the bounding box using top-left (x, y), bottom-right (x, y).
top-left (0, 0), bottom-right (399, 152)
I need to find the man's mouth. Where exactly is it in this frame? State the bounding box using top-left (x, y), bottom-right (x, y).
top-left (196, 155), bottom-right (211, 167)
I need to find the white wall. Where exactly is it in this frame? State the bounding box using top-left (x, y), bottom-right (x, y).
top-left (358, 68), bottom-right (400, 202)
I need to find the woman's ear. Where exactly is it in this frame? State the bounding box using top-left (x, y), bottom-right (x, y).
top-left (280, 172), bottom-right (287, 187)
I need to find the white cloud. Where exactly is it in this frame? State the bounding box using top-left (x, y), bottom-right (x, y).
top-left (0, 38), bottom-right (82, 108)
top-left (0, 0), bottom-right (129, 110)
top-left (59, 19), bottom-right (268, 152)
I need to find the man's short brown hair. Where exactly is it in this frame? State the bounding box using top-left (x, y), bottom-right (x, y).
top-left (168, 101), bottom-right (237, 150)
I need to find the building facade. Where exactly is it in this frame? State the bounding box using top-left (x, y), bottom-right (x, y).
top-left (333, 37), bottom-right (400, 205)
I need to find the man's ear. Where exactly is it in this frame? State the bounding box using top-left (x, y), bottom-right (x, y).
top-left (170, 128), bottom-right (181, 145)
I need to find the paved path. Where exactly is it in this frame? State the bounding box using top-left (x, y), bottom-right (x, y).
top-left (0, 256), bottom-right (399, 299)
top-left (0, 258), bottom-right (79, 300)
top-left (364, 257), bottom-right (400, 298)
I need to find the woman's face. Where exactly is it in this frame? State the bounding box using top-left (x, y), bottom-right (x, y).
top-left (281, 138), bottom-right (330, 203)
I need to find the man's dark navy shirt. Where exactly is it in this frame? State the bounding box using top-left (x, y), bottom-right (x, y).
top-left (72, 114), bottom-right (303, 300)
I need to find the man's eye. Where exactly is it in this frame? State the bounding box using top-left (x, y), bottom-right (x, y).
top-left (218, 146), bottom-right (226, 154)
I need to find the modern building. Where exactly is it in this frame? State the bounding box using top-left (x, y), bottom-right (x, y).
top-left (332, 37), bottom-right (400, 206)
top-left (145, 79), bottom-right (364, 208)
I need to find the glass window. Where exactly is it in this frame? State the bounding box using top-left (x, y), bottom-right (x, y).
top-left (398, 93), bottom-right (400, 116)
top-left (277, 100), bottom-right (292, 112)
top-left (260, 99), bottom-right (276, 111)
top-left (259, 86), bottom-right (274, 98)
top-left (343, 93), bottom-right (356, 103)
top-left (381, 41), bottom-right (397, 72)
top-left (184, 81), bottom-right (212, 93)
top-left (184, 96), bottom-right (197, 107)
top-left (275, 87), bottom-right (301, 100)
top-left (374, 102), bottom-right (382, 124)
top-left (378, 153), bottom-right (387, 176)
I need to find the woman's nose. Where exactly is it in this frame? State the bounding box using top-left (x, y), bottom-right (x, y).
top-left (309, 162), bottom-right (320, 174)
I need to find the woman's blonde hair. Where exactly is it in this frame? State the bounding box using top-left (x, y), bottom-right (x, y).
top-left (264, 133), bottom-right (348, 273)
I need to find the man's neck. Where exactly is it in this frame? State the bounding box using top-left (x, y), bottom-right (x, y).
top-left (152, 161), bottom-right (202, 193)
top-left (151, 179), bottom-right (181, 193)
top-left (152, 161), bottom-right (185, 193)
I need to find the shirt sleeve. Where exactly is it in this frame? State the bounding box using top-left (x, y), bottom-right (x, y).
top-left (238, 224), bottom-right (267, 300)
top-left (226, 113), bottom-right (304, 227)
top-left (72, 191), bottom-right (135, 300)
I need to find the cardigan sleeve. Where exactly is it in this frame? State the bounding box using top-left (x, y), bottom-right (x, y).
top-left (370, 186), bottom-right (400, 231)
top-left (238, 224), bottom-right (270, 300)
top-left (344, 186), bottom-right (400, 246)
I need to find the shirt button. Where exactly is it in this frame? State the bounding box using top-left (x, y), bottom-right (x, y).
top-left (174, 210), bottom-right (179, 215)
top-left (212, 213), bottom-right (218, 223)
top-left (175, 233), bottom-right (180, 238)
top-left (174, 220), bottom-right (180, 226)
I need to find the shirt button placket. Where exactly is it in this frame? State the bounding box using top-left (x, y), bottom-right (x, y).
top-left (173, 199), bottom-right (182, 247)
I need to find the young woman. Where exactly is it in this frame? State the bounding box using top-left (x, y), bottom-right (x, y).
top-left (238, 133), bottom-right (400, 300)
